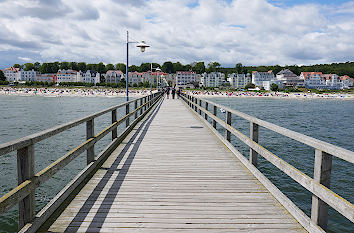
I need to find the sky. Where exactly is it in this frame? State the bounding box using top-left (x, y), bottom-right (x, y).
top-left (0, 0), bottom-right (353, 68)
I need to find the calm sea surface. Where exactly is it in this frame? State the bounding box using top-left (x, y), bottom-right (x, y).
top-left (0, 95), bottom-right (353, 232)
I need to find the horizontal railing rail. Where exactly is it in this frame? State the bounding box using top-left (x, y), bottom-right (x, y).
top-left (0, 92), bottom-right (163, 232)
top-left (181, 93), bottom-right (353, 233)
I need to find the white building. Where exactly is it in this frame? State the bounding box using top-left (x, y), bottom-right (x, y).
top-left (19, 69), bottom-right (39, 82)
top-left (252, 71), bottom-right (274, 87)
top-left (340, 75), bottom-right (354, 89)
top-left (56, 69), bottom-right (80, 83)
top-left (128, 72), bottom-right (143, 86)
top-left (105, 70), bottom-right (124, 83)
top-left (228, 73), bottom-right (251, 89)
top-left (176, 71), bottom-right (196, 86)
top-left (36, 74), bottom-right (56, 82)
top-left (201, 72), bottom-right (225, 87)
top-left (3, 67), bottom-right (21, 82)
top-left (322, 74), bottom-right (340, 89)
top-left (263, 80), bottom-right (284, 91)
top-left (80, 70), bottom-right (100, 84)
top-left (276, 69), bottom-right (303, 87)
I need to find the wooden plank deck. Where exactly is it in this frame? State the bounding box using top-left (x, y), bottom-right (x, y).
top-left (44, 97), bottom-right (305, 232)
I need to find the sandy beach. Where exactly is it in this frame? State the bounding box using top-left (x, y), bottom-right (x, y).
top-left (186, 90), bottom-right (354, 100)
top-left (0, 87), bottom-right (152, 98)
top-left (0, 87), bottom-right (353, 100)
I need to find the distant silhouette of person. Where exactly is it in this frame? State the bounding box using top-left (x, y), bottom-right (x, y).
top-left (166, 87), bottom-right (170, 99)
top-left (171, 88), bottom-right (176, 99)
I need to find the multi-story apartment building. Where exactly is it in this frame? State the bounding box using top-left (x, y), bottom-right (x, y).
top-left (3, 67), bottom-right (21, 82)
top-left (128, 72), bottom-right (143, 86)
top-left (19, 69), bottom-right (39, 82)
top-left (252, 71), bottom-right (274, 87)
top-left (276, 69), bottom-right (303, 87)
top-left (201, 72), bottom-right (225, 87)
top-left (142, 71), bottom-right (168, 86)
top-left (175, 71), bottom-right (196, 86)
top-left (36, 74), bottom-right (56, 82)
top-left (105, 70), bottom-right (124, 83)
top-left (228, 73), bottom-right (251, 89)
top-left (340, 75), bottom-right (354, 89)
top-left (56, 69), bottom-right (80, 83)
top-left (80, 70), bottom-right (100, 84)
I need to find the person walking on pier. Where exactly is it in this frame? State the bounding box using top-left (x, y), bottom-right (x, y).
top-left (171, 87), bottom-right (176, 99)
top-left (166, 87), bottom-right (170, 99)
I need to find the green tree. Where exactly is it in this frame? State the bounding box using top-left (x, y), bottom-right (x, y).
top-left (34, 62), bottom-right (41, 71)
top-left (59, 62), bottom-right (70, 70)
top-left (173, 62), bottom-right (184, 73)
top-left (105, 63), bottom-right (114, 71)
top-left (235, 63), bottom-right (243, 73)
top-left (139, 63), bottom-right (150, 72)
top-left (24, 63), bottom-right (34, 71)
top-left (69, 62), bottom-right (79, 71)
top-left (97, 62), bottom-right (106, 74)
top-left (245, 82), bottom-right (255, 90)
top-left (162, 61), bottom-right (173, 73)
top-left (129, 65), bottom-right (139, 72)
top-left (13, 64), bottom-right (21, 68)
top-left (270, 83), bottom-right (279, 91)
top-left (115, 63), bottom-right (126, 73)
top-left (206, 62), bottom-right (221, 72)
top-left (78, 62), bottom-right (87, 72)
top-left (193, 62), bottom-right (205, 74)
top-left (0, 70), bottom-right (5, 81)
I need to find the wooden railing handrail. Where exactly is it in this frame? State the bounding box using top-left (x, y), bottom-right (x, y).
top-left (199, 97), bottom-right (354, 164)
top-left (0, 92), bottom-right (163, 232)
top-left (0, 94), bottom-right (152, 156)
top-left (181, 93), bottom-right (354, 231)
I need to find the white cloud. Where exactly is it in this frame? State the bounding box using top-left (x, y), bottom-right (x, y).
top-left (0, 0), bottom-right (353, 67)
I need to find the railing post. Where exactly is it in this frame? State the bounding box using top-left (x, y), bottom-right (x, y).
top-left (249, 122), bottom-right (259, 167)
top-left (144, 97), bottom-right (147, 111)
top-left (112, 109), bottom-right (117, 140)
top-left (140, 98), bottom-right (143, 115)
top-left (194, 97), bottom-right (197, 112)
top-left (134, 100), bottom-right (138, 119)
top-left (126, 103), bottom-right (130, 127)
top-left (213, 105), bottom-right (217, 128)
top-left (17, 145), bottom-right (35, 229)
top-left (205, 102), bottom-right (208, 120)
top-left (225, 111), bottom-right (231, 141)
top-left (199, 99), bottom-right (202, 115)
top-left (311, 149), bottom-right (332, 230)
top-left (86, 119), bottom-right (94, 164)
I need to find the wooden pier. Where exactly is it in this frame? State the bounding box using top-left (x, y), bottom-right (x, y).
top-left (0, 92), bottom-right (353, 233)
top-left (44, 98), bottom-right (304, 232)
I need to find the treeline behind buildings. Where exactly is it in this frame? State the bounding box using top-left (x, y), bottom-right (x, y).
top-left (11, 61), bottom-right (354, 78)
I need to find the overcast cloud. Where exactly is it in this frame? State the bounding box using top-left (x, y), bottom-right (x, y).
top-left (0, 0), bottom-right (353, 67)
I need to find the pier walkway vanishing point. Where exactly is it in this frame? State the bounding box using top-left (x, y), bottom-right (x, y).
top-left (0, 91), bottom-right (353, 232)
top-left (44, 98), bottom-right (304, 232)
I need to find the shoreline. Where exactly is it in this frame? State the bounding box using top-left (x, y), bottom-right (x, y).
top-left (0, 87), bottom-right (353, 100)
top-left (0, 87), bottom-right (152, 98)
top-left (186, 91), bottom-right (354, 100)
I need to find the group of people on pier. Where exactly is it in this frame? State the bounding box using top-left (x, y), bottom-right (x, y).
top-left (162, 86), bottom-right (181, 99)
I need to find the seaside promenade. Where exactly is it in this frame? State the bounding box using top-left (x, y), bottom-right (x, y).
top-left (43, 98), bottom-right (304, 232)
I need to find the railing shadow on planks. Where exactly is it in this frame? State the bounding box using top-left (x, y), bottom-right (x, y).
top-left (0, 92), bottom-right (163, 233)
top-left (181, 93), bottom-right (353, 233)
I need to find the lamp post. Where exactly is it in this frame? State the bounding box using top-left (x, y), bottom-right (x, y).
top-left (126, 31), bottom-right (150, 101)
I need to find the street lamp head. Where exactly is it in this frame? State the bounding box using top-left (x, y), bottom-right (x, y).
top-left (137, 41), bottom-right (150, 52)
top-left (155, 67), bottom-right (161, 72)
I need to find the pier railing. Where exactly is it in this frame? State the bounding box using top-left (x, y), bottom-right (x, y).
top-left (0, 92), bottom-right (163, 232)
top-left (181, 93), bottom-right (353, 233)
